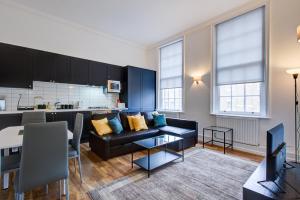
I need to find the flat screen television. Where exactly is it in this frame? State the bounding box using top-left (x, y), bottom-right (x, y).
top-left (266, 123), bottom-right (286, 181)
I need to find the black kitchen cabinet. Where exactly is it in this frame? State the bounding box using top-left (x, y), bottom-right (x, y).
top-left (0, 42), bottom-right (125, 88)
top-left (127, 67), bottom-right (142, 111)
top-left (53, 54), bottom-right (71, 83)
top-left (89, 61), bottom-right (107, 86)
top-left (0, 114), bottom-right (22, 130)
top-left (107, 64), bottom-right (123, 81)
top-left (120, 66), bottom-right (156, 111)
top-left (0, 43), bottom-right (33, 88)
top-left (70, 57), bottom-right (90, 85)
top-left (141, 69), bottom-right (156, 111)
top-left (33, 50), bottom-right (71, 83)
top-left (33, 50), bottom-right (56, 82)
top-left (46, 111), bottom-right (91, 143)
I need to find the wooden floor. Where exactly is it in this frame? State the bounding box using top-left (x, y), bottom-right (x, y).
top-left (0, 142), bottom-right (263, 200)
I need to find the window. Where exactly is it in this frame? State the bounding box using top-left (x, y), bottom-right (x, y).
top-left (213, 7), bottom-right (266, 116)
top-left (159, 40), bottom-right (183, 112)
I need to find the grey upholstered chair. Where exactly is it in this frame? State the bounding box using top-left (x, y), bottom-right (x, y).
top-left (1, 154), bottom-right (21, 186)
top-left (21, 111), bottom-right (46, 125)
top-left (14, 122), bottom-right (69, 200)
top-left (69, 113), bottom-right (84, 183)
top-left (1, 154), bottom-right (20, 173)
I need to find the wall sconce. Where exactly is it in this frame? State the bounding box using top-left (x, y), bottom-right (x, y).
top-left (297, 25), bottom-right (300, 43)
top-left (193, 76), bottom-right (202, 85)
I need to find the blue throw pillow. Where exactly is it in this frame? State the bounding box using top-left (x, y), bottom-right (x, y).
top-left (153, 114), bottom-right (167, 127)
top-left (108, 117), bottom-right (124, 134)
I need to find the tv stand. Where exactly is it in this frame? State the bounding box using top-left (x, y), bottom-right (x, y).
top-left (257, 180), bottom-right (286, 194)
top-left (243, 160), bottom-right (300, 199)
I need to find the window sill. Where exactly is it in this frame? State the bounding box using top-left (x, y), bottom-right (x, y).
top-left (210, 112), bottom-right (270, 119)
top-left (157, 110), bottom-right (184, 114)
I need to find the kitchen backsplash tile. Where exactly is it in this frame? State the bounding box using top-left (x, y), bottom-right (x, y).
top-left (0, 81), bottom-right (119, 111)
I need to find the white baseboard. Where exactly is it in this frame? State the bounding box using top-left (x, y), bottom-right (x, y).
top-left (198, 134), bottom-right (295, 161)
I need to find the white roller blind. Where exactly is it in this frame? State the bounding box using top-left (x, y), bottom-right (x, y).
top-left (216, 7), bottom-right (265, 85)
top-left (160, 40), bottom-right (183, 89)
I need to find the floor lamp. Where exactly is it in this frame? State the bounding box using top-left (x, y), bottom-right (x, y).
top-left (285, 25), bottom-right (300, 162)
top-left (286, 68), bottom-right (300, 163)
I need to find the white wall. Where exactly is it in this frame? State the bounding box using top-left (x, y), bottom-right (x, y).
top-left (0, 0), bottom-right (149, 68)
top-left (146, 0), bottom-right (300, 158)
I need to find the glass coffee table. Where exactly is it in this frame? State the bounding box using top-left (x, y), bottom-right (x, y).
top-left (131, 134), bottom-right (184, 177)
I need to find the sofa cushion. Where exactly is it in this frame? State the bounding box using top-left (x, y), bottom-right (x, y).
top-left (153, 114), bottom-right (167, 127)
top-left (108, 117), bottom-right (123, 134)
top-left (119, 112), bottom-right (140, 131)
top-left (101, 128), bottom-right (160, 146)
top-left (159, 126), bottom-right (195, 138)
top-left (142, 111), bottom-right (154, 126)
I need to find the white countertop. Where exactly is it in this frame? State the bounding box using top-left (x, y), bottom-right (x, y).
top-left (0, 108), bottom-right (127, 115)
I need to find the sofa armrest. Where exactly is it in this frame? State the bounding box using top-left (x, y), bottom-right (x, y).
top-left (166, 118), bottom-right (198, 130)
top-left (89, 130), bottom-right (111, 160)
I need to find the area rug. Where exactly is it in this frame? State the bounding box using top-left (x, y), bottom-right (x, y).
top-left (88, 148), bottom-right (257, 200)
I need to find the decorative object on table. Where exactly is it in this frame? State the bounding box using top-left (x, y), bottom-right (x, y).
top-left (89, 148), bottom-right (257, 200)
top-left (108, 117), bottom-right (123, 134)
top-left (286, 67), bottom-right (300, 163)
top-left (153, 114), bottom-right (167, 127)
top-left (92, 118), bottom-right (113, 135)
top-left (202, 126), bottom-right (233, 154)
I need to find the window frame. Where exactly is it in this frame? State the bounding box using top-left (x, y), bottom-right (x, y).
top-left (211, 5), bottom-right (269, 118)
top-left (158, 38), bottom-right (185, 112)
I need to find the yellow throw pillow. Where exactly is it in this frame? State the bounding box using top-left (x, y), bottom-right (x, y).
top-left (92, 118), bottom-right (113, 135)
top-left (127, 114), bottom-right (140, 130)
top-left (132, 115), bottom-right (148, 131)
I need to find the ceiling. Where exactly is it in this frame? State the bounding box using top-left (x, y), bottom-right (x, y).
top-left (10, 0), bottom-right (253, 47)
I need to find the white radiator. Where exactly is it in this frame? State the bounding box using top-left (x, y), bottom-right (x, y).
top-left (216, 116), bottom-right (259, 146)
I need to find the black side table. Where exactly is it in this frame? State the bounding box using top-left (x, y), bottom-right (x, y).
top-left (203, 126), bottom-right (233, 154)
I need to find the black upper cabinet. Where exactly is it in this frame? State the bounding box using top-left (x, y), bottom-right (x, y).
top-left (0, 43), bottom-right (33, 88)
top-left (53, 54), bottom-right (71, 83)
top-left (33, 51), bottom-right (70, 83)
top-left (70, 57), bottom-right (90, 85)
top-left (89, 61), bottom-right (107, 86)
top-left (141, 69), bottom-right (156, 111)
top-left (0, 42), bottom-right (126, 88)
top-left (107, 64), bottom-right (122, 81)
top-left (33, 50), bottom-right (56, 82)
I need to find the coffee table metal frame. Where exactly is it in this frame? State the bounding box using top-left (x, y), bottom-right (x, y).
top-left (131, 134), bottom-right (184, 178)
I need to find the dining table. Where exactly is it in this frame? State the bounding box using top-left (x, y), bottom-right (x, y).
top-left (0, 125), bottom-right (73, 192)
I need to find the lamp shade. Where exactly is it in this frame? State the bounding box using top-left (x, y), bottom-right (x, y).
top-left (286, 67), bottom-right (300, 75)
top-left (298, 25), bottom-right (300, 43)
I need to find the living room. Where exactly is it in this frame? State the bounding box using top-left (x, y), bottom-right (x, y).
top-left (0, 0), bottom-right (300, 199)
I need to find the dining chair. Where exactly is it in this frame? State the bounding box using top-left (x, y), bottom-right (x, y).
top-left (1, 154), bottom-right (21, 186)
top-left (21, 111), bottom-right (46, 125)
top-left (14, 121), bottom-right (69, 200)
top-left (69, 113), bottom-right (84, 183)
